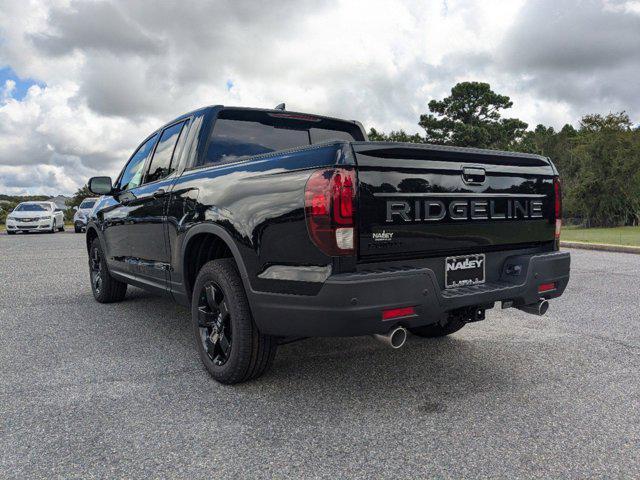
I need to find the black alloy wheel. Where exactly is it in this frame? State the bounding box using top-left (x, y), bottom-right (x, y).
top-left (88, 238), bottom-right (127, 303)
top-left (197, 282), bottom-right (232, 366)
top-left (90, 246), bottom-right (103, 296)
top-left (190, 258), bottom-right (277, 384)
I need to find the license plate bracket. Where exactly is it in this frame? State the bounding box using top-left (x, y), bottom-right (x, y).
top-left (445, 254), bottom-right (486, 289)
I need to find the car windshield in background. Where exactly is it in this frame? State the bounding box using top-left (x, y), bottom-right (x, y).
top-left (79, 200), bottom-right (96, 209)
top-left (15, 203), bottom-right (48, 212)
top-left (204, 109), bottom-right (365, 165)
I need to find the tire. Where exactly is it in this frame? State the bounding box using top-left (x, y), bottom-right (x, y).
top-left (74, 225), bottom-right (82, 233)
top-left (191, 258), bottom-right (277, 384)
top-left (409, 316), bottom-right (466, 338)
top-left (58, 224), bottom-right (64, 232)
top-left (88, 238), bottom-right (127, 303)
top-left (7, 230), bottom-right (15, 235)
top-left (49, 220), bottom-right (56, 233)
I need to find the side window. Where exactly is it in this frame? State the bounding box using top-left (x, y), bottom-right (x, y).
top-left (144, 121), bottom-right (186, 184)
top-left (118, 134), bottom-right (158, 191)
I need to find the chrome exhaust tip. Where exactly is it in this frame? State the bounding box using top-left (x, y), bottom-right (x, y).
top-left (373, 326), bottom-right (408, 349)
top-left (517, 299), bottom-right (549, 316)
top-left (538, 299), bottom-right (549, 315)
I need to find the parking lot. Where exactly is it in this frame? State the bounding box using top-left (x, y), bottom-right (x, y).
top-left (1, 232), bottom-right (639, 478)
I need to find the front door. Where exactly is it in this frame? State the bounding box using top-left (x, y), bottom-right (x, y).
top-left (102, 133), bottom-right (159, 280)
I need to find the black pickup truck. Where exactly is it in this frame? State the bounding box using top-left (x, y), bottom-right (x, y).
top-left (86, 105), bottom-right (570, 384)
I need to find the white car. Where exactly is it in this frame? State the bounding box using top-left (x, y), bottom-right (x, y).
top-left (5, 201), bottom-right (65, 235)
top-left (73, 197), bottom-right (99, 233)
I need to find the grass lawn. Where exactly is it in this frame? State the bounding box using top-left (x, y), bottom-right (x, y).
top-left (562, 226), bottom-right (640, 247)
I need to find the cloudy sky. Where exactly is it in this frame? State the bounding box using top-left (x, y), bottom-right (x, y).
top-left (0, 0), bottom-right (639, 195)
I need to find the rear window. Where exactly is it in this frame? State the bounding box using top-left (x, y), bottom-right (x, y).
top-left (203, 109), bottom-right (364, 165)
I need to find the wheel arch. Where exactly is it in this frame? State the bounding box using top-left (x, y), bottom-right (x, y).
top-left (85, 225), bottom-right (100, 253)
top-left (181, 223), bottom-right (252, 302)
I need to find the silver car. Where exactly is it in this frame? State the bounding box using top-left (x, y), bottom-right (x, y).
top-left (73, 197), bottom-right (99, 233)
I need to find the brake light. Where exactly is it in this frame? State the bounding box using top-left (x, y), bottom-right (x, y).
top-left (305, 168), bottom-right (356, 256)
top-left (554, 177), bottom-right (562, 240)
top-left (268, 113), bottom-right (321, 122)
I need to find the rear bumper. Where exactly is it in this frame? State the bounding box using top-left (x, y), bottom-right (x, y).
top-left (250, 251), bottom-right (570, 337)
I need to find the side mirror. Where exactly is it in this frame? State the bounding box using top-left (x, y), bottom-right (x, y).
top-left (73, 206), bottom-right (78, 211)
top-left (88, 176), bottom-right (113, 195)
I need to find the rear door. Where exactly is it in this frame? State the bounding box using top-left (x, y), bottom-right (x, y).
top-left (354, 143), bottom-right (556, 261)
top-left (115, 120), bottom-right (189, 286)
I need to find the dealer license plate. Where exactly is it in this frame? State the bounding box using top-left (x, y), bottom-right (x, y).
top-left (445, 254), bottom-right (486, 289)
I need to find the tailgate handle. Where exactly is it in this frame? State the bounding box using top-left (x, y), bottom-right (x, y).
top-left (462, 167), bottom-right (486, 185)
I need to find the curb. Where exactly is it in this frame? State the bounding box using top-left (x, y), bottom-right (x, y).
top-left (561, 241), bottom-right (640, 254)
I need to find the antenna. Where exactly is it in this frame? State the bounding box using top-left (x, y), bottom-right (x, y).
top-left (274, 103), bottom-right (285, 111)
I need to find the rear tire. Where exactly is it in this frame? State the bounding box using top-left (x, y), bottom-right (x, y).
top-left (74, 225), bottom-right (82, 233)
top-left (409, 316), bottom-right (466, 338)
top-left (191, 258), bottom-right (277, 385)
top-left (89, 238), bottom-right (127, 303)
top-left (49, 220), bottom-right (56, 233)
top-left (58, 224), bottom-right (64, 232)
top-left (7, 230), bottom-right (15, 235)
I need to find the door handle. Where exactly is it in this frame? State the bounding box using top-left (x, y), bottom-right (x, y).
top-left (153, 189), bottom-right (166, 198)
top-left (462, 167), bottom-right (486, 185)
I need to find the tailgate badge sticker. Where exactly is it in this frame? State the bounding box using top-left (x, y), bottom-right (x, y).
top-left (372, 230), bottom-right (394, 241)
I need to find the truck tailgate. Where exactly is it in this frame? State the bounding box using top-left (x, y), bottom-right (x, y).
top-left (353, 143), bottom-right (557, 260)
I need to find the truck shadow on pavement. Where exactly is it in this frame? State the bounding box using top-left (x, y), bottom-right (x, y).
top-left (111, 287), bottom-right (516, 413)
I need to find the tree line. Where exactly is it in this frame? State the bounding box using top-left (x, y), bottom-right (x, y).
top-left (369, 82), bottom-right (640, 227)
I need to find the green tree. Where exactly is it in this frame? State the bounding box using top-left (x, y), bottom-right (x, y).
top-left (579, 111), bottom-right (632, 133)
top-left (517, 112), bottom-right (639, 226)
top-left (567, 112), bottom-right (640, 226)
top-left (368, 127), bottom-right (424, 143)
top-left (418, 82), bottom-right (528, 149)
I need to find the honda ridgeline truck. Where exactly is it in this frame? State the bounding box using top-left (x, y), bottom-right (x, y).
top-left (86, 105), bottom-right (570, 384)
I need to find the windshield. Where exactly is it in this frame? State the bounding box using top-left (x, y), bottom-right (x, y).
top-left (14, 203), bottom-right (49, 212)
top-left (79, 200), bottom-right (96, 209)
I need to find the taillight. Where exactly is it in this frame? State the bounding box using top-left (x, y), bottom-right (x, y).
top-left (554, 177), bottom-right (562, 240)
top-left (305, 168), bottom-right (356, 256)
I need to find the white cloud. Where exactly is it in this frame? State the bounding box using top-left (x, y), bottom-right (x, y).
top-left (1, 79), bottom-right (16, 101)
top-left (0, 0), bottom-right (638, 194)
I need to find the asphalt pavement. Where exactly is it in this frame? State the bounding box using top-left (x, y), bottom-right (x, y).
top-left (1, 233), bottom-right (639, 479)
